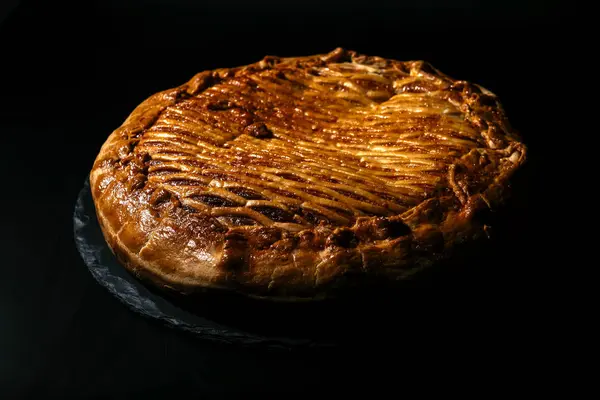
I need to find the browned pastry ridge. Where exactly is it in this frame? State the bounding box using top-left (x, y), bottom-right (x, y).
top-left (90, 48), bottom-right (526, 301)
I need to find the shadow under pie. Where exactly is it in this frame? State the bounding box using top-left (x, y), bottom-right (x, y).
top-left (141, 226), bottom-right (512, 344)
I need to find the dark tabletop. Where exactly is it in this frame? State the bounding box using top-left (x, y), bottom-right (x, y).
top-left (0, 0), bottom-right (580, 397)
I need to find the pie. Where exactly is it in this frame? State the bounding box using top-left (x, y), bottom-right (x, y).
top-left (90, 48), bottom-right (526, 301)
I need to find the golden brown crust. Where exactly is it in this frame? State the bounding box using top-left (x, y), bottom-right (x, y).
top-left (90, 48), bottom-right (526, 301)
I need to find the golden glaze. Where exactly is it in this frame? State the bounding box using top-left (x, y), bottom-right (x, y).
top-left (90, 48), bottom-right (526, 300)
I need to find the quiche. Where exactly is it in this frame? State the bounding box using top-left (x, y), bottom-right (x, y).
top-left (90, 48), bottom-right (526, 301)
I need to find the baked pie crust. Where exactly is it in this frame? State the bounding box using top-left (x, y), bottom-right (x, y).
top-left (90, 48), bottom-right (526, 301)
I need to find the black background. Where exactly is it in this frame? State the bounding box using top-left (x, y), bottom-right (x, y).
top-left (0, 0), bottom-right (583, 397)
